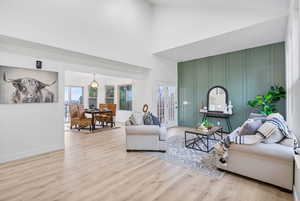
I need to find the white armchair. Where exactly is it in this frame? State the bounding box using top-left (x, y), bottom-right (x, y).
top-left (125, 125), bottom-right (167, 152)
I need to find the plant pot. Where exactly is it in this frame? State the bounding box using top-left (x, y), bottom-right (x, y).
top-left (206, 126), bottom-right (213, 130)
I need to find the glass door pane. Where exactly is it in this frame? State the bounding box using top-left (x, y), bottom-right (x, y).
top-left (64, 86), bottom-right (84, 123)
top-left (88, 87), bottom-right (98, 109)
top-left (64, 87), bottom-right (70, 123)
top-left (119, 85), bottom-right (132, 111)
top-left (157, 86), bottom-right (177, 127)
top-left (105, 85), bottom-right (115, 104)
top-left (70, 87), bottom-right (83, 104)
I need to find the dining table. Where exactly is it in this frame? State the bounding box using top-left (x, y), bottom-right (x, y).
top-left (84, 108), bottom-right (112, 131)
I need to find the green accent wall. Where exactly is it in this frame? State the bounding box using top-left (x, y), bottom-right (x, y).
top-left (178, 42), bottom-right (286, 129)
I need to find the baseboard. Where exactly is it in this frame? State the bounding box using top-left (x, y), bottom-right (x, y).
top-left (0, 143), bottom-right (64, 163)
top-left (294, 186), bottom-right (299, 201)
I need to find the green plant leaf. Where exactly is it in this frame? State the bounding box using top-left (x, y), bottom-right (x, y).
top-left (247, 85), bottom-right (285, 114)
top-left (248, 100), bottom-right (258, 107)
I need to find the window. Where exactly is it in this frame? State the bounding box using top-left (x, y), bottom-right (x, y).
top-left (88, 87), bottom-right (98, 109)
top-left (64, 86), bottom-right (84, 122)
top-left (105, 85), bottom-right (115, 104)
top-left (119, 85), bottom-right (132, 111)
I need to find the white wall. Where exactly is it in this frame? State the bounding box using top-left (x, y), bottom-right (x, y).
top-left (0, 0), bottom-right (154, 68)
top-left (286, 0), bottom-right (300, 199)
top-left (286, 0), bottom-right (300, 133)
top-left (0, 51), bottom-right (65, 163)
top-left (152, 4), bottom-right (289, 52)
top-left (0, 34), bottom-right (177, 163)
top-left (64, 71), bottom-right (133, 122)
top-left (0, 0), bottom-right (177, 163)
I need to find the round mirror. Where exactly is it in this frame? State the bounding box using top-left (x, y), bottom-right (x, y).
top-left (207, 86), bottom-right (228, 112)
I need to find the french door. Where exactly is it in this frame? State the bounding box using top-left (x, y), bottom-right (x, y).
top-left (64, 86), bottom-right (84, 123)
top-left (156, 85), bottom-right (177, 128)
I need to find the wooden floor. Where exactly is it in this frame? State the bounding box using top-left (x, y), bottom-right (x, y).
top-left (0, 126), bottom-right (293, 201)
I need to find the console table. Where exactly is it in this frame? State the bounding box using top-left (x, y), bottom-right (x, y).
top-left (200, 111), bottom-right (233, 133)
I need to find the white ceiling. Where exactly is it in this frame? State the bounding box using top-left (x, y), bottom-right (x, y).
top-left (65, 71), bottom-right (132, 84)
top-left (148, 0), bottom-right (289, 10)
top-left (149, 0), bottom-right (290, 61)
top-left (153, 16), bottom-right (287, 62)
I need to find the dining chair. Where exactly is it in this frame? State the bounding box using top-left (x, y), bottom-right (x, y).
top-left (69, 104), bottom-right (80, 129)
top-left (77, 104), bottom-right (93, 131)
top-left (96, 104), bottom-right (116, 127)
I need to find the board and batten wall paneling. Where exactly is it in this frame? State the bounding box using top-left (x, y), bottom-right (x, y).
top-left (178, 42), bottom-right (286, 129)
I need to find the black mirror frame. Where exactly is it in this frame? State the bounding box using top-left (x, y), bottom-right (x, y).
top-left (207, 85), bottom-right (229, 112)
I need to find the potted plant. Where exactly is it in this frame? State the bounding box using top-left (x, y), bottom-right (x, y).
top-left (247, 85), bottom-right (286, 115)
top-left (200, 120), bottom-right (214, 130)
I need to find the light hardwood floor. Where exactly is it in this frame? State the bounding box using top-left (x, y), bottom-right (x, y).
top-left (0, 126), bottom-right (293, 201)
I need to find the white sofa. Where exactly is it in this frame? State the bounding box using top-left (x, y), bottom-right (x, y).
top-left (125, 125), bottom-right (167, 152)
top-left (217, 140), bottom-right (294, 190)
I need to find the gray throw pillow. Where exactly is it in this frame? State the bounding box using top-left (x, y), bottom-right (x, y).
top-left (239, 119), bottom-right (262, 136)
top-left (143, 112), bottom-right (153, 125)
top-left (249, 113), bottom-right (267, 122)
top-left (249, 113), bottom-right (267, 119)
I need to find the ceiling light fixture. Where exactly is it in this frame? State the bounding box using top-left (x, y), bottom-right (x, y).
top-left (90, 73), bottom-right (99, 88)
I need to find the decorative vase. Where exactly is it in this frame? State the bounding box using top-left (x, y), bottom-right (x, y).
top-left (228, 100), bottom-right (233, 114)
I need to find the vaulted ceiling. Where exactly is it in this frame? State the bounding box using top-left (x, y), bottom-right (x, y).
top-left (0, 0), bottom-right (291, 64)
top-left (148, 0), bottom-right (289, 10)
top-left (149, 0), bottom-right (290, 61)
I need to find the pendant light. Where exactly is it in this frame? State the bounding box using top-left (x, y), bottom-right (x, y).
top-left (90, 73), bottom-right (99, 88)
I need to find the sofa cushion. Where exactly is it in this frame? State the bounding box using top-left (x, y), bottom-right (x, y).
top-left (159, 126), bottom-right (167, 141)
top-left (126, 125), bottom-right (160, 136)
top-left (230, 143), bottom-right (293, 162)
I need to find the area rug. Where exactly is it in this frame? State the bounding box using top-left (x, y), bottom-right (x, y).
top-left (148, 134), bottom-right (225, 179)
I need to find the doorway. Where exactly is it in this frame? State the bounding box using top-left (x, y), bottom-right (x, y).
top-left (156, 85), bottom-right (177, 128)
top-left (64, 86), bottom-right (84, 123)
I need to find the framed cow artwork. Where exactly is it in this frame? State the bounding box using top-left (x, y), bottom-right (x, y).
top-left (0, 66), bottom-right (58, 104)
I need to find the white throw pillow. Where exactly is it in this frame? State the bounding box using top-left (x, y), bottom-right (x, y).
top-left (133, 112), bottom-right (144, 125)
top-left (267, 113), bottom-right (285, 121)
top-left (279, 138), bottom-right (295, 147)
